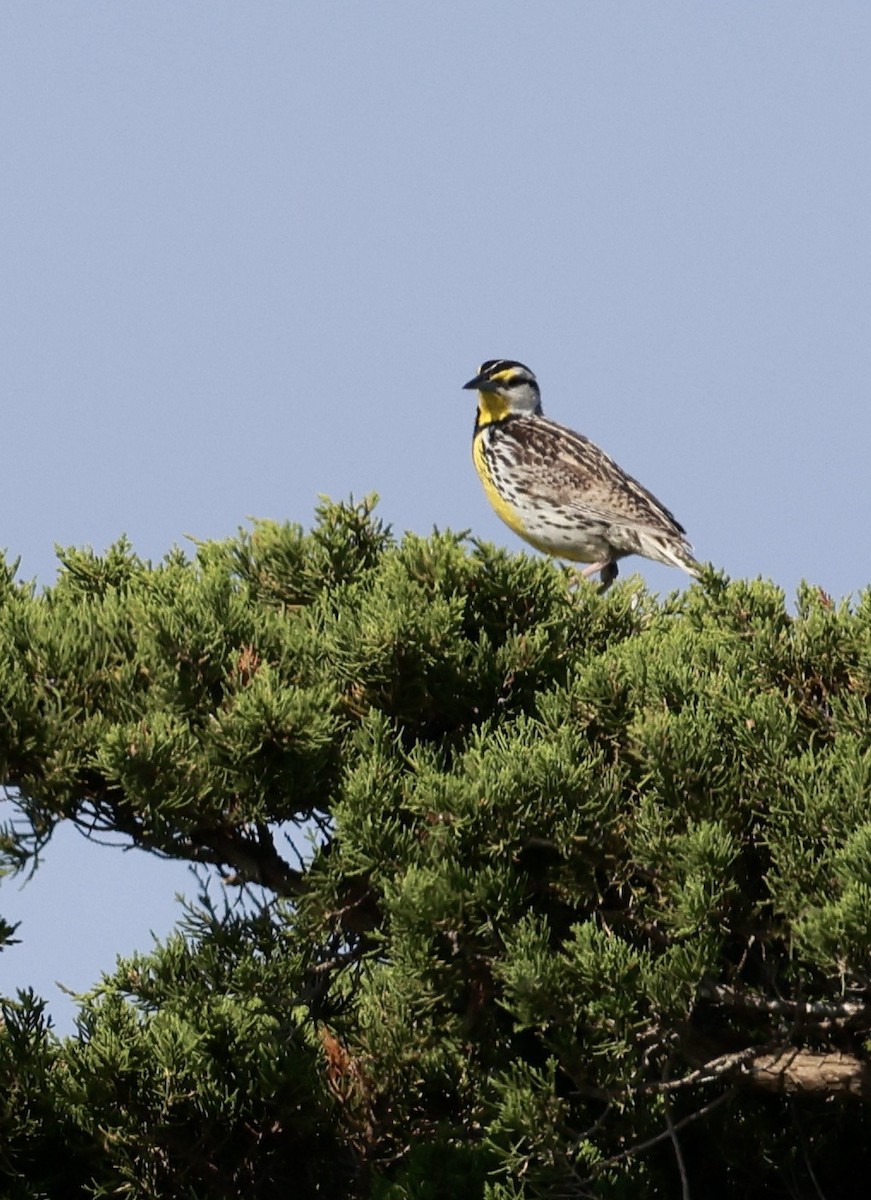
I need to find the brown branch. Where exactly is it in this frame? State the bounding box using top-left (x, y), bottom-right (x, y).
top-left (680, 1031), bottom-right (871, 1099)
top-left (745, 1047), bottom-right (871, 1097)
top-left (574, 1038), bottom-right (870, 1195)
top-left (569, 1033), bottom-right (870, 1194)
top-left (685, 982), bottom-right (871, 1098)
top-left (73, 793), bottom-right (308, 896)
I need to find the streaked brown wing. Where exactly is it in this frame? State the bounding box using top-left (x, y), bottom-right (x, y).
top-left (500, 416), bottom-right (687, 537)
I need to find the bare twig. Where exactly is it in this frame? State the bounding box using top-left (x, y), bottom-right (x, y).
top-left (641, 1043), bottom-right (776, 1094)
top-left (584, 1086), bottom-right (734, 1179)
top-left (791, 1100), bottom-right (828, 1200)
top-left (662, 1056), bottom-right (691, 1200)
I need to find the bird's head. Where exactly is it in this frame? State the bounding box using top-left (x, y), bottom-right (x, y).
top-left (463, 360), bottom-right (542, 424)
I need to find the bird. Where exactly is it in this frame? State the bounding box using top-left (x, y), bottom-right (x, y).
top-left (463, 359), bottom-right (699, 592)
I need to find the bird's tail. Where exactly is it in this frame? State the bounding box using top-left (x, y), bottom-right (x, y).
top-left (637, 530), bottom-right (701, 579)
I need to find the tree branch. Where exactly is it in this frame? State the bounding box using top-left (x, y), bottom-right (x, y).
top-left (680, 1031), bottom-right (871, 1099)
top-left (743, 1047), bottom-right (871, 1098)
top-left (189, 825), bottom-right (305, 896)
top-left (698, 981), bottom-right (871, 1024)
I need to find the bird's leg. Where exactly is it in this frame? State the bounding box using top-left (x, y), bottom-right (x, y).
top-left (597, 561), bottom-right (619, 593)
top-left (578, 560), bottom-right (619, 594)
top-left (568, 560), bottom-right (619, 595)
top-left (579, 561), bottom-right (608, 579)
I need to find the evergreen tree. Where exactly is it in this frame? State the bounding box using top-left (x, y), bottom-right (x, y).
top-left (2, 497), bottom-right (870, 1198)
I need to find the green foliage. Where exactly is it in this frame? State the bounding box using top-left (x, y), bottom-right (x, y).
top-left (2, 498), bottom-right (871, 1197)
top-left (0, 907), bottom-right (346, 1199)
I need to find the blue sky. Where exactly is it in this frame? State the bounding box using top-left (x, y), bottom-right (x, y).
top-left (2, 3), bottom-right (870, 1032)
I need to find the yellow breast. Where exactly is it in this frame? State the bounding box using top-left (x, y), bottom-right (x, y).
top-left (472, 430), bottom-right (532, 542)
top-left (471, 423), bottom-right (604, 563)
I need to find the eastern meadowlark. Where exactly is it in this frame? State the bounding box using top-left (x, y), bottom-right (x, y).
top-left (464, 360), bottom-right (699, 591)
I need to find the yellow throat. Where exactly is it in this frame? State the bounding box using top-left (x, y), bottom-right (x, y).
top-left (472, 402), bottom-right (530, 541)
top-left (474, 390), bottom-right (513, 429)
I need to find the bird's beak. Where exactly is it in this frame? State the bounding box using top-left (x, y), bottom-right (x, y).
top-left (463, 372), bottom-right (496, 391)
